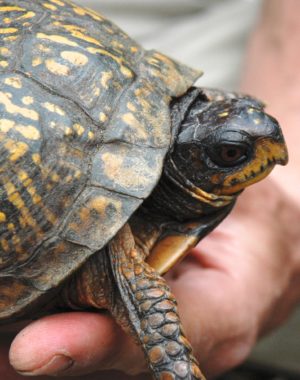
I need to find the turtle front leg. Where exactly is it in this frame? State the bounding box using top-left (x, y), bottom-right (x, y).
top-left (106, 224), bottom-right (205, 380)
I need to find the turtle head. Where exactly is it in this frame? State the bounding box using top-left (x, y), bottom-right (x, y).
top-left (171, 93), bottom-right (288, 195)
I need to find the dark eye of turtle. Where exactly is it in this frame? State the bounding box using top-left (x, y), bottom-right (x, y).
top-left (209, 143), bottom-right (249, 167)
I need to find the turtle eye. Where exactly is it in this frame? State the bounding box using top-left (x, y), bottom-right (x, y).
top-left (209, 143), bottom-right (249, 167)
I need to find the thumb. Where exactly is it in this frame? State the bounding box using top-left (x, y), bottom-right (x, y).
top-left (9, 312), bottom-right (147, 378)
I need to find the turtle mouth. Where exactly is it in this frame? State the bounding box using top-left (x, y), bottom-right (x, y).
top-left (213, 138), bottom-right (288, 195)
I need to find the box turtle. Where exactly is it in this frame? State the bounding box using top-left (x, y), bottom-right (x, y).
top-left (0, 1), bottom-right (288, 379)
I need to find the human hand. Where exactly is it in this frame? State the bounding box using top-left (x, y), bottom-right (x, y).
top-left (1, 174), bottom-right (300, 380)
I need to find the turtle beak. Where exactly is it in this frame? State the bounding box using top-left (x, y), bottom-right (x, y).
top-left (213, 114), bottom-right (288, 195)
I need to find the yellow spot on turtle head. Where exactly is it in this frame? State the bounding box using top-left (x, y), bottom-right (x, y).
top-left (45, 59), bottom-right (70, 76)
top-left (4, 76), bottom-right (22, 89)
top-left (42, 102), bottom-right (65, 115)
top-left (22, 96), bottom-right (34, 105)
top-left (247, 108), bottom-right (255, 114)
top-left (61, 51), bottom-right (89, 66)
top-left (0, 212), bottom-right (6, 223)
top-left (254, 118), bottom-right (261, 125)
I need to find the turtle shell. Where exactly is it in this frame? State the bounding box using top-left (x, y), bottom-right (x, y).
top-left (0, 0), bottom-right (200, 321)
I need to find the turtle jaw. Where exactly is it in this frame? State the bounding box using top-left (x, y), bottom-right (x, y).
top-left (213, 138), bottom-right (288, 195)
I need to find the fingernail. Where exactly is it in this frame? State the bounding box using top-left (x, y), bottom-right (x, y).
top-left (15, 354), bottom-right (74, 376)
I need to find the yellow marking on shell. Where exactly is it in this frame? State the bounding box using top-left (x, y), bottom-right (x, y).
top-left (15, 125), bottom-right (40, 140)
top-left (51, 173), bottom-right (60, 182)
top-left (72, 5), bottom-right (103, 21)
top-left (100, 71), bottom-right (113, 89)
top-left (22, 96), bottom-right (34, 105)
top-left (122, 113), bottom-right (148, 140)
top-left (64, 126), bottom-right (72, 136)
top-left (127, 102), bottom-right (137, 112)
top-left (0, 118), bottom-right (15, 133)
top-left (12, 234), bottom-right (21, 246)
top-left (32, 57), bottom-right (43, 67)
top-left (0, 28), bottom-right (18, 34)
top-left (49, 0), bottom-right (65, 6)
top-left (102, 152), bottom-right (151, 188)
top-left (45, 59), bottom-right (70, 76)
top-left (17, 169), bottom-right (29, 183)
top-left (0, 6), bottom-right (25, 12)
top-left (87, 47), bottom-right (133, 78)
top-left (99, 112), bottom-right (108, 123)
top-left (3, 36), bottom-right (18, 42)
top-left (3, 18), bottom-right (11, 24)
top-left (4, 181), bottom-right (39, 230)
top-left (130, 46), bottom-right (139, 53)
top-left (0, 91), bottom-right (39, 121)
top-left (4, 76), bottom-right (22, 89)
top-left (44, 208), bottom-right (57, 224)
top-left (32, 153), bottom-right (41, 165)
top-left (37, 44), bottom-right (51, 53)
top-left (0, 212), bottom-right (6, 222)
top-left (1, 238), bottom-right (9, 252)
top-left (37, 33), bottom-right (78, 47)
top-left (16, 11), bottom-right (35, 20)
top-left (4, 139), bottom-right (28, 162)
top-left (42, 2), bottom-right (57, 11)
top-left (0, 61), bottom-right (8, 68)
top-left (61, 51), bottom-right (88, 66)
top-left (0, 47), bottom-right (11, 56)
top-left (73, 123), bottom-right (85, 136)
top-left (218, 111), bottom-right (229, 117)
top-left (27, 185), bottom-right (42, 204)
top-left (42, 102), bottom-right (65, 116)
top-left (52, 21), bottom-right (86, 34)
top-left (23, 178), bottom-right (32, 187)
top-left (88, 131), bottom-right (94, 140)
top-left (7, 223), bottom-right (15, 231)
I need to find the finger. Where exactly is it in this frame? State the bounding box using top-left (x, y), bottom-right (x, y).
top-left (9, 312), bottom-right (146, 377)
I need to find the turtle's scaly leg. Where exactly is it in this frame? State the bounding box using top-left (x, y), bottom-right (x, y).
top-left (108, 224), bottom-right (205, 380)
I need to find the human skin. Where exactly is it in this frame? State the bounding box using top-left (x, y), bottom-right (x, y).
top-left (1, 0), bottom-right (300, 379)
